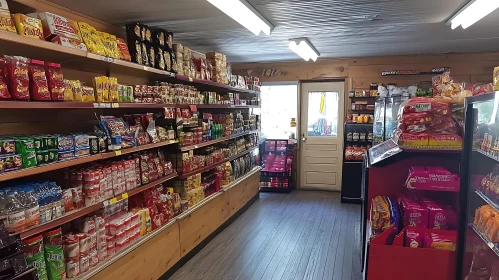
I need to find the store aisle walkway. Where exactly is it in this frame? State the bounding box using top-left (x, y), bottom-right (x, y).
top-left (169, 191), bottom-right (362, 280)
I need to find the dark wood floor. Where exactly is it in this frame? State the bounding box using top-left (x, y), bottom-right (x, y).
top-left (169, 191), bottom-right (362, 280)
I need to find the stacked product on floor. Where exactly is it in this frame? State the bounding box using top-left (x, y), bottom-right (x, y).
top-left (260, 140), bottom-right (293, 192)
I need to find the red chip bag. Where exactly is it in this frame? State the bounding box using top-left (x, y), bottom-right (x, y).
top-left (0, 58), bottom-right (11, 99)
top-left (400, 112), bottom-right (433, 125)
top-left (5, 55), bottom-right (29, 100)
top-left (45, 62), bottom-right (64, 101)
top-left (29, 59), bottom-right (51, 101)
top-left (402, 97), bottom-right (450, 116)
top-left (430, 122), bottom-right (459, 134)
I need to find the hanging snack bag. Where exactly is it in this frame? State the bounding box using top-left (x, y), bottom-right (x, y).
top-left (108, 77), bottom-right (119, 102)
top-left (23, 235), bottom-right (48, 280)
top-left (153, 29), bottom-right (166, 49)
top-left (5, 55), bottom-right (30, 100)
top-left (116, 38), bottom-right (131, 61)
top-left (45, 62), bottom-right (64, 101)
top-left (29, 59), bottom-right (50, 101)
top-left (12, 14), bottom-right (44, 40)
top-left (63, 79), bottom-right (73, 101)
top-left (81, 86), bottom-right (95, 102)
top-left (70, 80), bottom-right (83, 102)
top-left (43, 228), bottom-right (66, 280)
top-left (141, 43), bottom-right (148, 66)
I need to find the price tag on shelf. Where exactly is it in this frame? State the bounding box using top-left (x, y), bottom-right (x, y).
top-left (100, 56), bottom-right (115, 63)
top-left (163, 71), bottom-right (174, 77)
top-left (111, 103), bottom-right (119, 108)
top-left (99, 103), bottom-right (106, 108)
top-left (122, 193), bottom-right (128, 199)
top-left (104, 103), bottom-right (111, 108)
top-left (93, 103), bottom-right (99, 108)
top-left (194, 145), bottom-right (198, 149)
top-left (115, 150), bottom-right (122, 156)
top-left (102, 200), bottom-right (109, 207)
top-left (109, 198), bottom-right (118, 205)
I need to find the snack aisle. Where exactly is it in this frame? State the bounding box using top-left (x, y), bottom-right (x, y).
top-left (0, 1), bottom-right (263, 279)
top-left (457, 92), bottom-right (499, 279)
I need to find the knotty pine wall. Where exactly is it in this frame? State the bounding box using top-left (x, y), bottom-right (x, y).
top-left (232, 51), bottom-right (499, 118)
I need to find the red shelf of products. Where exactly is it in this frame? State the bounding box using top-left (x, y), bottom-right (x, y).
top-left (18, 172), bottom-right (178, 240)
top-left (179, 147), bottom-right (258, 179)
top-left (179, 130), bottom-right (258, 152)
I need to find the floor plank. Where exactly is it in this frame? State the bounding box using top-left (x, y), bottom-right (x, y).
top-left (168, 191), bottom-right (362, 280)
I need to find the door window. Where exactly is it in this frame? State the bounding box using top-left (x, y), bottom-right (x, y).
top-left (307, 91), bottom-right (339, 137)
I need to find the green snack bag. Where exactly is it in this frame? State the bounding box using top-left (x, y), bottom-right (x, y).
top-left (15, 138), bottom-right (37, 168)
top-left (43, 228), bottom-right (66, 280)
top-left (33, 136), bottom-right (47, 152)
top-left (36, 150), bottom-right (48, 165)
top-left (45, 136), bottom-right (58, 150)
top-left (23, 235), bottom-right (48, 280)
top-left (48, 149), bottom-right (58, 163)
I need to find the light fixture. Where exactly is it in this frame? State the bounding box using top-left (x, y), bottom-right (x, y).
top-left (447, 0), bottom-right (499, 30)
top-left (207, 0), bottom-right (274, 36)
top-left (288, 38), bottom-right (320, 62)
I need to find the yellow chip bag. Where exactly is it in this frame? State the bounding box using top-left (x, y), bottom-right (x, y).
top-left (81, 86), bottom-right (95, 102)
top-left (63, 79), bottom-right (73, 101)
top-left (91, 30), bottom-right (107, 56)
top-left (78, 22), bottom-right (97, 53)
top-left (108, 77), bottom-right (119, 102)
top-left (93, 76), bottom-right (109, 103)
top-left (12, 14), bottom-right (43, 40)
top-left (70, 80), bottom-right (83, 102)
top-left (101, 32), bottom-right (120, 59)
top-left (0, 11), bottom-right (16, 33)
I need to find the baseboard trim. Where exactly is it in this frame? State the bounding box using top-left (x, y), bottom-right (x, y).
top-left (159, 192), bottom-right (260, 279)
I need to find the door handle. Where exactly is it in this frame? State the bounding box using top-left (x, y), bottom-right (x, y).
top-left (302, 133), bottom-right (307, 142)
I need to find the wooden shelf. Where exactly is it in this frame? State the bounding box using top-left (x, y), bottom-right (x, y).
top-left (179, 146), bottom-right (258, 178)
top-left (0, 140), bottom-right (178, 182)
top-left (0, 31), bottom-right (259, 95)
top-left (18, 172), bottom-right (178, 240)
top-left (0, 101), bottom-right (259, 110)
top-left (179, 130), bottom-right (258, 152)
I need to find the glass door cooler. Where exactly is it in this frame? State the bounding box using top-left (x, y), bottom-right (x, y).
top-left (373, 96), bottom-right (403, 145)
top-left (458, 92), bottom-right (499, 279)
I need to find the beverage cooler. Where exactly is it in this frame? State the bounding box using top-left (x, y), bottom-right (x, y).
top-left (458, 92), bottom-right (499, 279)
top-left (373, 96), bottom-right (404, 145)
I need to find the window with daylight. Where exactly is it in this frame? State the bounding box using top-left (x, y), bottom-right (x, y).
top-left (259, 84), bottom-right (298, 140)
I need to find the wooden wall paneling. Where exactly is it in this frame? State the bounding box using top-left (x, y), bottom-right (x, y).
top-left (227, 172), bottom-right (260, 216)
top-left (90, 222), bottom-right (181, 280)
top-left (178, 192), bottom-right (230, 257)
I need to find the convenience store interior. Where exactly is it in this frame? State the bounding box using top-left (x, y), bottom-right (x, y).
top-left (0, 0), bottom-right (498, 280)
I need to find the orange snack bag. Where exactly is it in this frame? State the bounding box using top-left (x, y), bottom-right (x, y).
top-left (488, 216), bottom-right (499, 242)
top-left (12, 14), bottom-right (43, 40)
top-left (479, 207), bottom-right (495, 232)
top-left (116, 38), bottom-right (131, 61)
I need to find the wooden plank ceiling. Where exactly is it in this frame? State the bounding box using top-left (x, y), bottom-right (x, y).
top-left (45, 0), bottom-right (499, 63)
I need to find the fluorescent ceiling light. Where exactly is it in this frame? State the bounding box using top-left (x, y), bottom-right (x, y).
top-left (289, 38), bottom-right (320, 62)
top-left (207, 0), bottom-right (274, 36)
top-left (447, 0), bottom-right (499, 30)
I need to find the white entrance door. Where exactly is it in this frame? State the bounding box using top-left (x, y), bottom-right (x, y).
top-left (299, 82), bottom-right (345, 191)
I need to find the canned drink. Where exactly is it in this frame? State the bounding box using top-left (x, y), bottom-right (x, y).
top-left (89, 136), bottom-right (99, 155)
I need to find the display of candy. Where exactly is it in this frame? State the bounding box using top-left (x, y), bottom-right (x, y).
top-left (405, 166), bottom-right (460, 192)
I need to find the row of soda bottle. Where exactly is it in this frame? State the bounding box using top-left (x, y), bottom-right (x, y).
top-left (0, 181), bottom-right (65, 233)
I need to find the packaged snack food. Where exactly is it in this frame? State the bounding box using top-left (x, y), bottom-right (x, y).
top-left (126, 23), bottom-right (141, 42)
top-left (23, 235), bottom-right (48, 280)
top-left (406, 166), bottom-right (460, 192)
top-left (29, 59), bottom-right (50, 101)
top-left (45, 62), bottom-right (64, 101)
top-left (101, 32), bottom-right (119, 59)
top-left (15, 138), bottom-right (37, 168)
top-left (428, 134), bottom-right (462, 148)
top-left (401, 97), bottom-right (451, 115)
top-left (35, 12), bottom-right (81, 40)
top-left (399, 197), bottom-right (428, 228)
top-left (43, 228), bottom-right (66, 280)
top-left (371, 196), bottom-right (392, 235)
top-left (0, 58), bottom-right (11, 99)
top-left (405, 230), bottom-right (424, 248)
top-left (51, 35), bottom-right (87, 51)
top-left (397, 133), bottom-right (429, 147)
top-left (12, 14), bottom-right (43, 40)
top-left (424, 232), bottom-right (456, 251)
top-left (141, 43), bottom-right (148, 66)
top-left (116, 38), bottom-right (131, 61)
top-left (81, 86), bottom-right (95, 102)
top-left (69, 80), bottom-right (83, 102)
top-left (63, 79), bottom-right (73, 101)
top-left (5, 55), bottom-right (30, 100)
top-left (0, 8), bottom-right (15, 33)
top-left (494, 66), bottom-right (499, 91)
top-left (108, 77), bottom-right (119, 102)
top-left (62, 234), bottom-right (79, 260)
top-left (129, 40), bottom-right (142, 65)
top-left (153, 29), bottom-right (166, 49)
top-left (93, 76), bottom-right (108, 103)
top-left (78, 22), bottom-right (98, 54)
